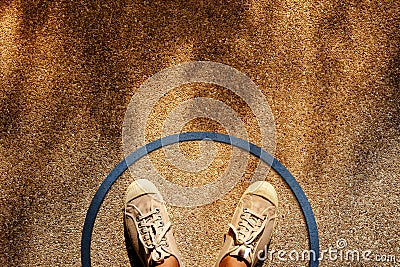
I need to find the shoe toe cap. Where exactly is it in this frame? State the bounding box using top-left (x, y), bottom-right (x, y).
top-left (246, 181), bottom-right (278, 207)
top-left (125, 179), bottom-right (163, 203)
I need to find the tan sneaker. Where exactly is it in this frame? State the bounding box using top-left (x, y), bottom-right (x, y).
top-left (215, 181), bottom-right (278, 267)
top-left (124, 179), bottom-right (182, 267)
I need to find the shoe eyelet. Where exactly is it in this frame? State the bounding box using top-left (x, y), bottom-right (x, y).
top-left (154, 208), bottom-right (160, 213)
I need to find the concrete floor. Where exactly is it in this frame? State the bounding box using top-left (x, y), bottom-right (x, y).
top-left (0, 0), bottom-right (399, 266)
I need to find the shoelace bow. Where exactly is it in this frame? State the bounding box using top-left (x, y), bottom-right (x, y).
top-left (126, 205), bottom-right (171, 263)
top-left (228, 206), bottom-right (276, 259)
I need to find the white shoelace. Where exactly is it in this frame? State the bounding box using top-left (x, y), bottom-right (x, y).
top-left (126, 205), bottom-right (171, 263)
top-left (228, 206), bottom-right (276, 258)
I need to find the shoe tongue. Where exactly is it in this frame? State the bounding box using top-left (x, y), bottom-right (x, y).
top-left (150, 247), bottom-right (171, 266)
top-left (230, 245), bottom-right (252, 266)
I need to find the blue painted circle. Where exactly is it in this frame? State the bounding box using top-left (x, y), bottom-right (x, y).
top-left (81, 132), bottom-right (319, 266)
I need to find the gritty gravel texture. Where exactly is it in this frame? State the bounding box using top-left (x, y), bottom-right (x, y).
top-left (0, 0), bottom-right (399, 267)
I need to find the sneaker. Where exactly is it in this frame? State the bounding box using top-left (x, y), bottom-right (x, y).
top-left (124, 179), bottom-right (182, 267)
top-left (215, 181), bottom-right (278, 267)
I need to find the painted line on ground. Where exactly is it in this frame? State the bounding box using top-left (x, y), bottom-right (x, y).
top-left (81, 132), bottom-right (319, 267)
